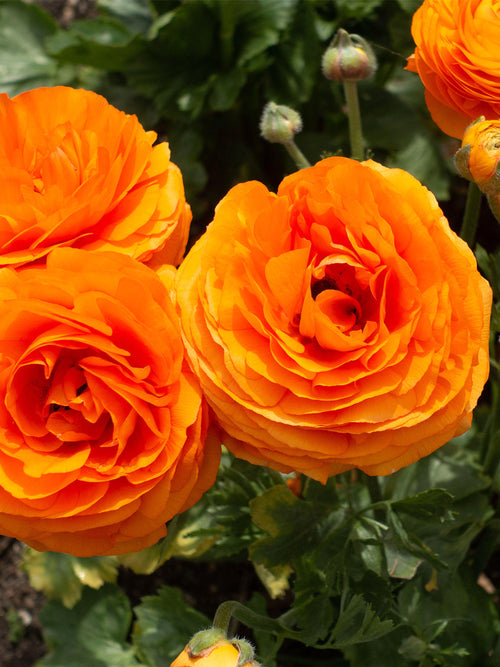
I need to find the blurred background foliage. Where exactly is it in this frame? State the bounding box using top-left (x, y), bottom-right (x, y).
top-left (2, 1), bottom-right (500, 665)
top-left (4, 0), bottom-right (454, 241)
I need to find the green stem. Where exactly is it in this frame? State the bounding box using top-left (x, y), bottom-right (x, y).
top-left (213, 600), bottom-right (302, 640)
top-left (213, 601), bottom-right (238, 635)
top-left (460, 181), bottom-right (482, 247)
top-left (284, 139), bottom-right (311, 170)
top-left (367, 475), bottom-right (383, 505)
top-left (365, 474), bottom-right (385, 524)
top-left (487, 193), bottom-right (500, 226)
top-left (482, 378), bottom-right (500, 477)
top-left (218, 1), bottom-right (235, 68)
top-left (343, 80), bottom-right (364, 161)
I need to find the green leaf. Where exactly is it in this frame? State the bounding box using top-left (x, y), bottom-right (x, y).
top-left (385, 442), bottom-right (490, 502)
top-left (389, 132), bottom-right (450, 200)
top-left (396, 567), bottom-right (499, 662)
top-left (22, 549), bottom-right (118, 609)
top-left (395, 0), bottom-right (423, 12)
top-left (264, 1), bottom-right (320, 104)
top-left (209, 67), bottom-right (247, 111)
top-left (360, 84), bottom-right (418, 151)
top-left (133, 586), bottom-right (209, 667)
top-left (0, 1), bottom-right (60, 95)
top-left (231, 0), bottom-right (299, 66)
top-left (249, 485), bottom-right (327, 567)
top-left (39, 584), bottom-right (139, 666)
top-left (46, 17), bottom-right (143, 70)
top-left (126, 2), bottom-right (218, 119)
top-left (391, 489), bottom-right (454, 520)
top-left (97, 0), bottom-right (155, 34)
top-left (387, 508), bottom-right (447, 570)
top-left (384, 541), bottom-right (422, 580)
top-left (334, 0), bottom-right (385, 19)
top-left (326, 594), bottom-right (394, 648)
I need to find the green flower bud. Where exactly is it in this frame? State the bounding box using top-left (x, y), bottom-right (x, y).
top-left (322, 29), bottom-right (377, 83)
top-left (260, 102), bottom-right (303, 144)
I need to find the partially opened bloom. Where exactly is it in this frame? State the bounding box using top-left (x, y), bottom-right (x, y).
top-left (455, 118), bottom-right (500, 193)
top-left (0, 86), bottom-right (191, 267)
top-left (0, 248), bottom-right (219, 556)
top-left (170, 639), bottom-right (260, 667)
top-left (406, 0), bottom-right (500, 139)
top-left (176, 157), bottom-right (491, 481)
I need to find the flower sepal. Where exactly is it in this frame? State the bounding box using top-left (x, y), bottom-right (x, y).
top-left (171, 629), bottom-right (260, 667)
top-left (186, 629), bottom-right (226, 657)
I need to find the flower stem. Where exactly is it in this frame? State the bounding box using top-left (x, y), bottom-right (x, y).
top-left (213, 601), bottom-right (238, 635)
top-left (343, 80), bottom-right (364, 161)
top-left (284, 140), bottom-right (311, 170)
top-left (212, 600), bottom-right (302, 639)
top-left (460, 181), bottom-right (482, 247)
top-left (482, 375), bottom-right (500, 477)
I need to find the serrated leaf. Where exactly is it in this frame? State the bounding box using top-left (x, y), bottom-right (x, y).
top-left (132, 586), bottom-right (209, 667)
top-left (249, 485), bottom-right (326, 567)
top-left (38, 584), bottom-right (139, 667)
top-left (391, 489), bottom-right (453, 520)
top-left (326, 595), bottom-right (394, 648)
top-left (23, 549), bottom-right (118, 608)
top-left (0, 1), bottom-right (59, 95)
top-left (387, 509), bottom-right (446, 570)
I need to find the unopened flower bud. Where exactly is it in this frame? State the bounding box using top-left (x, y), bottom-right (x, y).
top-left (260, 102), bottom-right (303, 144)
top-left (454, 117), bottom-right (500, 195)
top-left (170, 631), bottom-right (261, 667)
top-left (322, 29), bottom-right (377, 83)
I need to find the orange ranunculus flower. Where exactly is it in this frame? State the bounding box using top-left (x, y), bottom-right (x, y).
top-left (0, 248), bottom-right (220, 556)
top-left (0, 86), bottom-right (191, 267)
top-left (175, 157), bottom-right (492, 481)
top-left (455, 118), bottom-right (500, 193)
top-left (170, 642), bottom-right (259, 667)
top-left (406, 0), bottom-right (500, 139)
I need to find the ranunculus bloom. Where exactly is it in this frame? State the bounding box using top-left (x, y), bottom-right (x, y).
top-left (406, 0), bottom-right (500, 139)
top-left (0, 248), bottom-right (219, 556)
top-left (0, 86), bottom-right (191, 267)
top-left (176, 157), bottom-right (491, 481)
top-left (170, 643), bottom-right (259, 667)
top-left (455, 118), bottom-right (500, 192)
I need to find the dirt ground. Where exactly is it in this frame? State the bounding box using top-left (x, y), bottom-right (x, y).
top-left (0, 538), bottom-right (47, 666)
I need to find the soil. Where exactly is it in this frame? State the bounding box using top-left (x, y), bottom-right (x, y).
top-left (0, 538), bottom-right (46, 667)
